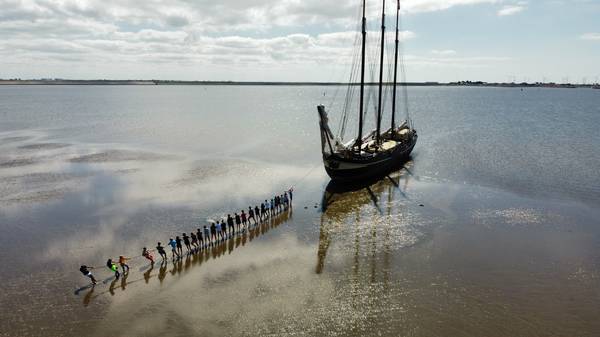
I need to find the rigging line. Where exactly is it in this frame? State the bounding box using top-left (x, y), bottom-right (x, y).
top-left (339, 30), bottom-right (362, 140)
top-left (338, 14), bottom-right (362, 140)
top-left (368, 33), bottom-right (380, 126)
top-left (327, 4), bottom-right (363, 114)
top-left (334, 17), bottom-right (362, 117)
top-left (397, 13), bottom-right (411, 126)
top-left (383, 33), bottom-right (395, 119)
top-left (291, 163), bottom-right (322, 190)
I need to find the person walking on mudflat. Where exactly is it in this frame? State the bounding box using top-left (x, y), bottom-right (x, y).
top-left (248, 206), bottom-right (255, 225)
top-left (210, 222), bottom-right (217, 243)
top-left (107, 258), bottom-right (120, 279)
top-left (234, 213), bottom-right (241, 233)
top-left (142, 247), bottom-right (155, 264)
top-left (175, 236), bottom-right (183, 256)
top-left (79, 265), bottom-right (97, 285)
top-left (168, 238), bottom-right (180, 259)
top-left (183, 233), bottom-right (191, 254)
top-left (118, 255), bottom-right (130, 273)
top-left (220, 219), bottom-right (227, 240)
top-left (270, 198), bottom-right (275, 216)
top-left (260, 202), bottom-right (266, 221)
top-left (204, 225), bottom-right (210, 247)
top-left (156, 242), bottom-right (168, 260)
top-left (254, 205), bottom-right (261, 224)
top-left (241, 210), bottom-right (247, 228)
top-left (215, 221), bottom-right (222, 242)
top-left (198, 228), bottom-right (205, 249)
top-left (227, 214), bottom-right (235, 236)
top-left (264, 200), bottom-right (270, 218)
top-left (190, 232), bottom-right (198, 250)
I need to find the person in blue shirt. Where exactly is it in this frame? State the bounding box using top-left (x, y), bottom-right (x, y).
top-left (168, 237), bottom-right (180, 259)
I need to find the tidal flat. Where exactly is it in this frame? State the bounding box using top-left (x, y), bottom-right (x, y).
top-left (0, 85), bottom-right (599, 336)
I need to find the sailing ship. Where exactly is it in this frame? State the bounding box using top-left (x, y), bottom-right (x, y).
top-left (317, 0), bottom-right (417, 182)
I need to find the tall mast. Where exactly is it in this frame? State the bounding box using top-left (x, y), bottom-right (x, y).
top-left (357, 0), bottom-right (367, 151)
top-left (376, 0), bottom-right (386, 145)
top-left (391, 0), bottom-right (399, 130)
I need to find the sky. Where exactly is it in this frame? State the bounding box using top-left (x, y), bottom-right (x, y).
top-left (0, 0), bottom-right (599, 83)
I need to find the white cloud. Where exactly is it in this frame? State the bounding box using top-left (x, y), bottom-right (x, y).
top-left (431, 49), bottom-right (457, 56)
top-left (0, 0), bottom-right (535, 81)
top-left (403, 0), bottom-right (500, 13)
top-left (579, 33), bottom-right (600, 41)
top-left (405, 54), bottom-right (511, 68)
top-left (497, 3), bottom-right (527, 16)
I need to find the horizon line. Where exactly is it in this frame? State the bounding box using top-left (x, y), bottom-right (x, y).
top-left (0, 79), bottom-right (598, 87)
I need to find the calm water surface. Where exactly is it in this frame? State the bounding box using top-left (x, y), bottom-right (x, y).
top-left (0, 85), bottom-right (599, 336)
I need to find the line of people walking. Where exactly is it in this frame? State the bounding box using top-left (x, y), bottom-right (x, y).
top-left (79, 189), bottom-right (293, 285)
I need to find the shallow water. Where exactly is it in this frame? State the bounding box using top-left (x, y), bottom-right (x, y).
top-left (0, 85), bottom-right (599, 336)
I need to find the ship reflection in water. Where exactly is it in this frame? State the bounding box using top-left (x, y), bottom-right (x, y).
top-left (316, 162), bottom-right (417, 275)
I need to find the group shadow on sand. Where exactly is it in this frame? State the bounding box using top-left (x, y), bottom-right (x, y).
top-left (77, 207), bottom-right (292, 307)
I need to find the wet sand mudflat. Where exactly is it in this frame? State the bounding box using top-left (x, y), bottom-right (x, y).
top-left (1, 137), bottom-right (598, 337)
top-left (1, 86), bottom-right (599, 336)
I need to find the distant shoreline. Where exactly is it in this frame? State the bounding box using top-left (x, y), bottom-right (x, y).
top-left (0, 79), bottom-right (598, 89)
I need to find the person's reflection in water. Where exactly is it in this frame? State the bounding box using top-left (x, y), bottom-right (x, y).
top-left (143, 263), bottom-right (154, 284)
top-left (83, 286), bottom-right (95, 307)
top-left (184, 254), bottom-right (191, 273)
top-left (158, 261), bottom-right (167, 285)
top-left (176, 258), bottom-right (183, 275)
top-left (108, 277), bottom-right (118, 296)
top-left (228, 236), bottom-right (234, 254)
top-left (169, 260), bottom-right (177, 277)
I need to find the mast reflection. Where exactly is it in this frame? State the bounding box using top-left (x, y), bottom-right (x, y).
top-left (316, 162), bottom-right (412, 275)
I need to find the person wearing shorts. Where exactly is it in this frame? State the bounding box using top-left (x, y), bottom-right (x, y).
top-left (156, 242), bottom-right (167, 260)
top-left (118, 255), bottom-right (130, 273)
top-left (142, 247), bottom-right (155, 264)
top-left (79, 265), bottom-right (97, 285)
top-left (198, 228), bottom-right (205, 249)
top-left (182, 233), bottom-right (191, 253)
top-left (203, 226), bottom-right (210, 246)
top-left (241, 210), bottom-right (247, 228)
top-left (234, 213), bottom-right (241, 233)
top-left (168, 238), bottom-right (180, 259)
top-left (221, 219), bottom-right (227, 240)
top-left (106, 259), bottom-right (120, 279)
top-left (210, 222), bottom-right (217, 243)
top-left (248, 207), bottom-right (255, 225)
top-left (175, 236), bottom-right (183, 256)
top-left (190, 232), bottom-right (198, 250)
top-left (227, 214), bottom-right (235, 236)
top-left (254, 206), bottom-right (260, 223)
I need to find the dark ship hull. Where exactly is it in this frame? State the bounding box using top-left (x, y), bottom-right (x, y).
top-left (323, 134), bottom-right (416, 182)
